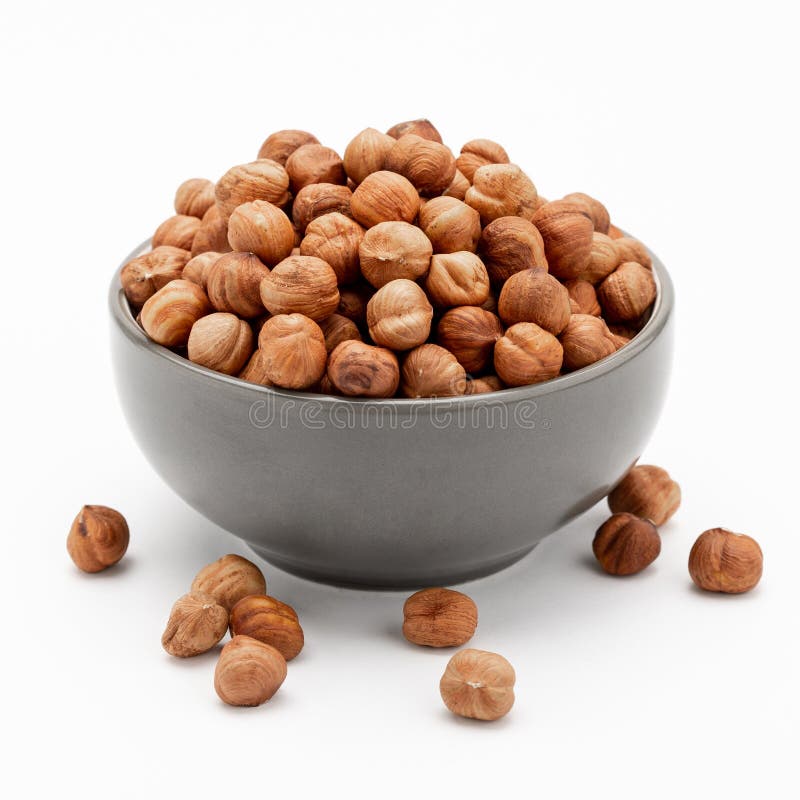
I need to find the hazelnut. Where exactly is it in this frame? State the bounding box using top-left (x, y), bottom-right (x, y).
top-left (359, 221), bottom-right (433, 288)
top-left (689, 528), bottom-right (763, 594)
top-left (215, 160), bottom-right (291, 223)
top-left (300, 212), bottom-right (364, 285)
top-left (466, 375), bottom-right (504, 394)
top-left (343, 127), bottom-right (395, 184)
top-left (494, 322), bottom-right (563, 387)
top-left (227, 200), bottom-right (295, 266)
top-left (257, 129), bottom-right (319, 165)
top-left (259, 255), bottom-right (340, 320)
top-left (318, 313), bottom-right (362, 353)
top-left (190, 554), bottom-right (267, 612)
top-left (402, 587), bottom-right (478, 647)
top-left (425, 252), bottom-right (490, 308)
top-left (608, 465), bottom-right (681, 526)
top-left (191, 204), bottom-right (231, 257)
top-left (182, 251), bottom-right (221, 290)
top-left (401, 344), bottom-right (467, 398)
top-left (187, 312), bottom-right (254, 375)
top-left (257, 313), bottom-right (327, 390)
top-left (140, 279), bottom-right (211, 347)
top-left (237, 349), bottom-right (273, 386)
top-left (350, 171), bottom-right (420, 228)
top-left (478, 216), bottom-right (548, 284)
top-left (592, 513), bottom-right (661, 575)
top-left (161, 591), bottom-right (229, 658)
top-left (578, 232), bottom-right (621, 283)
top-left (229, 594), bottom-right (304, 661)
top-left (327, 340), bottom-right (399, 398)
top-left (121, 245), bottom-right (191, 306)
top-left (442, 169), bottom-right (470, 200)
top-left (498, 268), bottom-right (571, 335)
top-left (174, 178), bottom-right (216, 218)
top-left (608, 324), bottom-right (637, 343)
top-left (206, 251), bottom-right (270, 318)
top-left (465, 163), bottom-right (538, 224)
top-left (285, 143), bottom-right (345, 192)
top-left (562, 192), bottom-right (610, 233)
top-left (153, 214), bottom-right (202, 250)
top-left (613, 236), bottom-right (652, 269)
top-left (291, 182), bottom-right (352, 233)
top-left (418, 196), bottom-right (481, 253)
top-left (560, 314), bottom-right (618, 371)
top-left (607, 223), bottom-right (625, 240)
top-left (440, 649), bottom-right (515, 722)
top-left (597, 261), bottom-right (657, 322)
top-left (436, 306), bottom-right (503, 373)
top-left (531, 200), bottom-right (595, 279)
top-left (337, 283), bottom-right (373, 325)
top-left (456, 138), bottom-right (510, 182)
top-left (367, 279), bottom-right (433, 350)
top-left (384, 133), bottom-right (456, 196)
top-left (214, 635), bottom-right (287, 707)
top-left (563, 279), bottom-right (601, 316)
top-left (386, 118), bottom-right (442, 143)
top-left (480, 289), bottom-right (498, 315)
top-left (67, 505), bottom-right (129, 573)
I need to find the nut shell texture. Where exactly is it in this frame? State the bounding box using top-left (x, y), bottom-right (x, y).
top-left (291, 183), bottom-right (352, 233)
top-left (479, 216), bottom-right (548, 284)
top-left (67, 505), bottom-right (129, 573)
top-left (359, 221), bottom-right (432, 288)
top-left (153, 215), bottom-right (202, 250)
top-left (465, 163), bottom-right (538, 224)
top-left (215, 159), bottom-right (291, 220)
top-left (494, 322), bottom-right (563, 387)
top-left (425, 252), bottom-right (490, 308)
top-left (350, 171), bottom-right (420, 228)
top-left (229, 595), bottom-right (304, 661)
top-left (187, 312), bottom-right (254, 375)
top-left (436, 306), bottom-right (503, 373)
top-left (214, 636), bottom-right (287, 707)
top-left (257, 129), bottom-right (319, 165)
top-left (259, 255), bottom-right (340, 320)
top-left (327, 340), bottom-right (400, 398)
top-left (300, 212), bottom-right (364, 285)
top-left (343, 127), bottom-right (395, 184)
top-left (688, 528), bottom-right (763, 594)
top-left (174, 178), bottom-right (216, 218)
top-left (227, 200), bottom-right (295, 266)
top-left (257, 313), bottom-right (327, 390)
top-left (608, 465), bottom-right (681, 526)
top-left (384, 134), bottom-right (456, 196)
top-left (285, 143), bottom-right (345, 192)
top-left (418, 196), bottom-right (481, 254)
top-left (402, 587), bottom-right (478, 647)
top-left (560, 314), bottom-right (618, 371)
top-left (598, 261), bottom-right (657, 322)
top-left (206, 252), bottom-right (270, 318)
top-left (367, 279), bottom-right (433, 350)
top-left (190, 554), bottom-right (267, 611)
top-left (440, 649), bottom-right (515, 721)
top-left (592, 513), bottom-right (661, 575)
top-left (532, 200), bottom-right (594, 280)
top-left (121, 245), bottom-right (191, 306)
top-left (161, 591), bottom-right (229, 657)
top-left (386, 118), bottom-right (442, 142)
top-left (498, 268), bottom-right (571, 335)
top-left (401, 344), bottom-right (467, 398)
top-left (140, 279), bottom-right (211, 347)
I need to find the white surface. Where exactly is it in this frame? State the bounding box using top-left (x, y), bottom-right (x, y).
top-left (2, 1), bottom-right (798, 798)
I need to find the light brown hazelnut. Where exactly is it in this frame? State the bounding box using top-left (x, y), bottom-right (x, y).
top-left (386, 118), bottom-right (442, 143)
top-left (418, 196), bottom-right (481, 254)
top-left (285, 143), bottom-right (345, 192)
top-left (227, 200), bottom-right (295, 266)
top-left (337, 283), bottom-right (373, 324)
top-left (466, 375), bottom-right (504, 394)
top-left (187, 312), bottom-right (254, 375)
top-left (191, 554), bottom-right (267, 611)
top-left (608, 465), bottom-right (681, 526)
top-left (237, 349), bottom-right (273, 386)
top-left (161, 591), bottom-right (229, 658)
top-left (300, 212), bottom-right (364, 285)
top-left (607, 223), bottom-right (625, 240)
top-left (593, 513), bottom-right (661, 575)
top-left (229, 595), bottom-right (304, 661)
top-left (564, 279), bottom-right (601, 316)
top-left (291, 182), bottom-right (352, 234)
top-left (153, 214), bottom-right (202, 250)
top-left (498, 268), bottom-right (571, 335)
top-left (327, 340), bottom-right (399, 398)
top-left (608, 324), bottom-right (637, 343)
top-left (182, 251), bottom-right (222, 289)
top-left (456, 138), bottom-right (509, 182)
top-left (214, 636), bottom-right (287, 707)
top-left (191, 204), bottom-right (231, 257)
top-left (67, 505), bottom-right (129, 573)
top-left (215, 160), bottom-right (291, 220)
top-left (206, 252), bottom-right (270, 318)
top-left (359, 220), bottom-right (433, 288)
top-left (343, 127), bottom-right (395, 184)
top-left (613, 236), bottom-right (652, 268)
top-left (560, 314), bottom-right (618, 371)
top-left (318, 313), bottom-right (362, 353)
top-left (402, 587), bottom-right (478, 647)
top-left (384, 134), bottom-right (456, 196)
top-left (401, 344), bottom-right (467, 398)
top-left (257, 313), bottom-right (327, 389)
top-left (425, 252), bottom-right (490, 308)
top-left (562, 192), bottom-right (610, 234)
top-left (598, 261), bottom-right (657, 322)
top-left (174, 178), bottom-right (216, 218)
top-left (480, 289), bottom-right (498, 314)
top-left (478, 216), bottom-right (548, 284)
top-left (531, 200), bottom-right (595, 280)
top-left (437, 306), bottom-right (503, 373)
top-left (366, 279), bottom-right (433, 350)
top-left (350, 171), bottom-right (420, 228)
top-left (573, 232), bottom-right (621, 284)
top-left (259, 255), bottom-right (339, 320)
top-left (442, 169), bottom-right (470, 200)
top-left (440, 648), bottom-right (515, 721)
top-left (689, 528), bottom-right (763, 594)
top-left (494, 322), bottom-right (563, 386)
top-left (257, 129), bottom-right (319, 165)
top-left (121, 245), bottom-right (191, 306)
top-left (465, 163), bottom-right (538, 224)
top-left (140, 279), bottom-right (211, 347)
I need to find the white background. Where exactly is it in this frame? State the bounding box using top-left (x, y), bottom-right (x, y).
top-left (2, 1), bottom-right (798, 797)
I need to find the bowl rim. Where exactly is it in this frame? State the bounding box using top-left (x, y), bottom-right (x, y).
top-left (109, 237), bottom-right (674, 407)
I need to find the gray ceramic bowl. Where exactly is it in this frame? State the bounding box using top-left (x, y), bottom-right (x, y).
top-left (109, 240), bottom-right (674, 587)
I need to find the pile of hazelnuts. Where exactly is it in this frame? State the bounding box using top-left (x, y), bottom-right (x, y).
top-left (120, 118), bottom-right (658, 398)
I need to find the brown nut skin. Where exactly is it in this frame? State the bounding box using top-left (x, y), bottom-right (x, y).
top-left (327, 340), bottom-right (400, 398)
top-left (214, 636), bottom-right (287, 707)
top-left (593, 513), bottom-right (661, 576)
top-left (564, 279), bottom-right (601, 316)
top-left (343, 127), bottom-right (395, 184)
top-left (401, 344), bottom-right (467, 398)
top-left (384, 133), bottom-right (456, 196)
top-left (229, 595), bottom-right (304, 661)
top-left (403, 588), bottom-right (478, 647)
top-left (182, 251), bottom-right (221, 290)
top-left (443, 169), bottom-right (470, 200)
top-left (466, 375), bottom-right (504, 395)
top-left (418, 196), bottom-right (481, 254)
top-left (187, 312), bottom-right (254, 375)
top-left (598, 261), bottom-right (657, 322)
top-left (479, 216), bottom-right (548, 284)
top-left (227, 200), bottom-right (295, 266)
top-left (531, 200), bottom-right (595, 280)
top-left (291, 183), bottom-right (352, 233)
top-left (153, 214), bottom-right (202, 251)
top-left (259, 255), bottom-right (339, 321)
top-left (359, 220), bottom-right (432, 288)
top-left (206, 251), bottom-right (270, 318)
top-left (215, 160), bottom-right (291, 220)
top-left (337, 283), bottom-right (373, 325)
top-left (257, 313), bottom-right (327, 390)
top-left (318, 313), bottom-right (362, 353)
top-left (425, 252), bottom-right (490, 309)
top-left (367, 279), bottom-right (433, 350)
top-left (67, 505), bottom-right (129, 573)
top-left (465, 163), bottom-right (538, 225)
top-left (191, 554), bottom-right (267, 612)
top-left (494, 322), bottom-right (563, 387)
top-left (350, 171), bottom-right (420, 228)
top-left (689, 528), bottom-right (763, 594)
top-left (608, 465), bottom-right (681, 526)
top-left (560, 314), bottom-right (618, 371)
top-left (562, 192), bottom-right (610, 234)
top-left (578, 232), bottom-right (621, 283)
top-left (456, 138), bottom-right (510, 182)
top-left (440, 649), bottom-right (515, 722)
top-left (175, 178), bottom-right (216, 218)
top-left (257, 129), bottom-right (319, 165)
top-left (437, 306), bottom-right (503, 373)
top-left (161, 591), bottom-right (229, 658)
top-left (498, 268), bottom-right (571, 335)
top-left (140, 279), bottom-right (211, 347)
top-left (613, 236), bottom-right (652, 269)
top-left (386, 118), bottom-right (442, 143)
top-left (237, 349), bottom-right (273, 387)
top-left (191, 204), bottom-right (232, 257)
top-left (285, 143), bottom-right (346, 192)
top-left (300, 212), bottom-right (364, 285)
top-left (121, 245), bottom-right (191, 306)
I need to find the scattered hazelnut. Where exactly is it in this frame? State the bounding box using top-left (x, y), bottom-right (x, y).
top-left (300, 212), bottom-right (365, 285)
top-left (437, 306), bottom-right (503, 373)
top-left (182, 251), bottom-right (221, 290)
top-left (579, 232), bottom-right (621, 283)
top-left (121, 245), bottom-right (191, 306)
top-left (350, 170), bottom-right (420, 228)
top-left (425, 252), bottom-right (490, 308)
top-left (598, 261), bottom-right (657, 322)
top-left (531, 200), bottom-right (595, 280)
top-left (442, 169), bottom-right (470, 200)
top-left (215, 160), bottom-right (291, 220)
top-left (494, 322), bottom-right (563, 387)
top-left (401, 344), bottom-right (467, 398)
top-left (257, 313), bottom-right (327, 390)
top-left (465, 163), bottom-right (538, 224)
top-left (608, 465), bottom-right (681, 526)
top-left (498, 268), bottom-right (571, 335)
top-left (161, 591), bottom-right (229, 658)
top-left (367, 279), bottom-right (433, 350)
top-left (563, 279), bottom-right (601, 316)
top-left (343, 127), bottom-right (395, 184)
top-left (478, 216), bottom-right (548, 284)
top-left (560, 314), bottom-right (618, 371)
top-left (418, 196), bottom-right (481, 253)
top-left (257, 129), bottom-right (319, 165)
top-left (190, 554), bottom-right (267, 612)
top-left (386, 118), bottom-right (442, 143)
top-left (140, 279), bottom-right (211, 347)
top-left (327, 340), bottom-right (400, 398)
top-left (67, 505), bottom-right (129, 573)
top-left (562, 192), bottom-right (610, 234)
top-left (206, 251), bottom-right (270, 318)
top-left (153, 214), bottom-right (202, 250)
top-left (318, 313), bottom-right (362, 353)
top-left (214, 635), bottom-right (287, 707)
top-left (466, 375), bottom-right (504, 394)
top-left (440, 649), bottom-right (515, 721)
top-left (359, 220), bottom-right (433, 288)
top-left (402, 587), bottom-right (478, 647)
top-left (187, 312), bottom-right (254, 375)
top-left (191, 204), bottom-right (231, 257)
top-left (229, 594), bottom-right (304, 661)
top-left (613, 236), bottom-right (652, 269)
top-left (593, 513), bottom-right (661, 575)
top-left (456, 138), bottom-right (510, 182)
top-left (174, 178), bottom-right (216, 219)
top-left (337, 283), bottom-right (373, 325)
top-left (291, 182), bottom-right (352, 233)
top-left (689, 528), bottom-right (763, 594)
top-left (226, 199), bottom-right (295, 266)
top-left (285, 143), bottom-right (345, 192)
top-left (384, 133), bottom-right (456, 196)
top-left (259, 254), bottom-right (340, 320)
